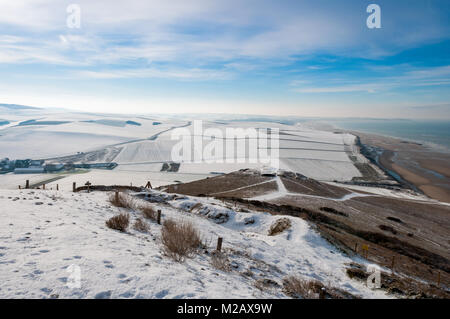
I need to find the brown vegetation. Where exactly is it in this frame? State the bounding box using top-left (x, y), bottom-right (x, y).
top-left (139, 204), bottom-right (157, 221)
top-left (282, 276), bottom-right (359, 299)
top-left (161, 219), bottom-right (203, 262)
top-left (133, 218), bottom-right (150, 233)
top-left (108, 192), bottom-right (135, 209)
top-left (210, 251), bottom-right (231, 272)
top-left (268, 218), bottom-right (292, 236)
top-left (106, 213), bottom-right (130, 232)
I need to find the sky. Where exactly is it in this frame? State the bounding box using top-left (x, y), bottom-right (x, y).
top-left (0, 0), bottom-right (449, 119)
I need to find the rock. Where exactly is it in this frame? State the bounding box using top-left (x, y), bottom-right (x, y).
top-left (268, 218), bottom-right (292, 236)
top-left (244, 217), bottom-right (255, 225)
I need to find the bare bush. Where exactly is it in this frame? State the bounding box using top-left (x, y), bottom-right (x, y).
top-left (133, 218), bottom-right (150, 233)
top-left (254, 278), bottom-right (281, 292)
top-left (108, 192), bottom-right (135, 209)
top-left (161, 219), bottom-right (203, 262)
top-left (139, 204), bottom-right (157, 221)
top-left (211, 251), bottom-right (231, 272)
top-left (268, 218), bottom-right (292, 236)
top-left (282, 276), bottom-right (323, 299)
top-left (106, 213), bottom-right (130, 232)
top-left (283, 276), bottom-right (359, 299)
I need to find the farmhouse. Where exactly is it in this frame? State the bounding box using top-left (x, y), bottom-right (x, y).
top-left (14, 167), bottom-right (45, 174)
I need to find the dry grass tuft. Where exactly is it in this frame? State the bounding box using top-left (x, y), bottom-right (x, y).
top-left (282, 276), bottom-right (324, 299)
top-left (211, 251), bottom-right (231, 272)
top-left (268, 218), bottom-right (292, 236)
top-left (108, 192), bottom-right (135, 209)
top-left (133, 218), bottom-right (150, 233)
top-left (106, 213), bottom-right (130, 232)
top-left (283, 276), bottom-right (359, 299)
top-left (139, 204), bottom-right (157, 221)
top-left (161, 219), bottom-right (203, 262)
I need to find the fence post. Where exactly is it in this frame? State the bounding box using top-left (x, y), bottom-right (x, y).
top-left (56, 184), bottom-right (59, 191)
top-left (157, 210), bottom-right (161, 225)
top-left (73, 182), bottom-right (76, 192)
top-left (25, 180), bottom-right (30, 189)
top-left (319, 287), bottom-right (326, 299)
top-left (216, 237), bottom-right (223, 252)
top-left (19, 185), bottom-right (21, 189)
top-left (43, 184), bottom-right (45, 190)
top-left (115, 191), bottom-right (119, 203)
top-left (391, 256), bottom-right (395, 273)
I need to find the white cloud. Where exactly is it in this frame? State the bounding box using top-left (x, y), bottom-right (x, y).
top-left (75, 67), bottom-right (232, 80)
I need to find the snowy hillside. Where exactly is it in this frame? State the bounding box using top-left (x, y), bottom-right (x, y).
top-left (0, 188), bottom-right (391, 299)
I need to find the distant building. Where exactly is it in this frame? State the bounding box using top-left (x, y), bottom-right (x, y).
top-left (74, 163), bottom-right (117, 170)
top-left (45, 163), bottom-right (64, 172)
top-left (14, 167), bottom-right (45, 174)
top-left (30, 160), bottom-right (44, 166)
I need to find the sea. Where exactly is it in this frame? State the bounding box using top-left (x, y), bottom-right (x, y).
top-left (324, 119), bottom-right (450, 152)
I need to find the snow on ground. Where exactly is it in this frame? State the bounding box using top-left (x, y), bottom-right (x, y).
top-left (0, 108), bottom-right (188, 159)
top-left (0, 108), bottom-right (365, 182)
top-left (0, 188), bottom-right (392, 299)
top-left (0, 130), bottom-right (132, 159)
top-left (281, 158), bottom-right (361, 181)
top-left (42, 170), bottom-right (211, 191)
top-left (0, 173), bottom-right (61, 190)
top-left (327, 182), bottom-right (450, 206)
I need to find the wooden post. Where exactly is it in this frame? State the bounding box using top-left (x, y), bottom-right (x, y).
top-left (56, 184), bottom-right (59, 191)
top-left (25, 180), bottom-right (30, 189)
top-left (319, 287), bottom-right (326, 299)
top-left (115, 191), bottom-right (119, 203)
top-left (73, 182), bottom-right (76, 192)
top-left (354, 243), bottom-right (358, 253)
top-left (43, 184), bottom-right (45, 190)
top-left (157, 210), bottom-right (161, 225)
top-left (19, 185), bottom-right (21, 189)
top-left (216, 237), bottom-right (223, 252)
top-left (361, 244), bottom-right (369, 259)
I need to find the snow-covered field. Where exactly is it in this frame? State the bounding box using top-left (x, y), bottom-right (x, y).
top-left (0, 188), bottom-right (391, 299)
top-left (0, 106), bottom-right (366, 183)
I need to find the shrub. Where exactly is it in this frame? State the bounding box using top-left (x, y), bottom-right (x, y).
top-left (268, 218), bottom-right (292, 236)
top-left (106, 213), bottom-right (130, 232)
top-left (254, 278), bottom-right (281, 292)
top-left (108, 192), bottom-right (135, 209)
top-left (161, 219), bottom-right (203, 262)
top-left (139, 204), bottom-right (157, 221)
top-left (282, 276), bottom-right (323, 299)
top-left (211, 251), bottom-right (231, 272)
top-left (133, 218), bottom-right (150, 233)
top-left (283, 276), bottom-right (359, 299)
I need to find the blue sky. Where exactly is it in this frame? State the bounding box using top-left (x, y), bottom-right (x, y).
top-left (0, 0), bottom-right (449, 118)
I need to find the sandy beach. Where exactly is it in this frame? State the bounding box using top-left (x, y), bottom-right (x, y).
top-left (355, 132), bottom-right (450, 203)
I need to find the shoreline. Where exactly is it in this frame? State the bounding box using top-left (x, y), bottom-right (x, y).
top-left (352, 131), bottom-right (450, 203)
